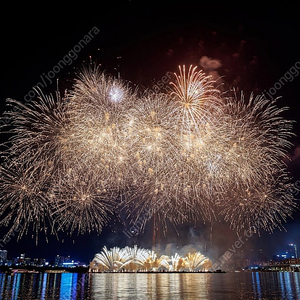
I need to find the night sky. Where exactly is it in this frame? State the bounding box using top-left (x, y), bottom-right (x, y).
top-left (1, 2), bottom-right (300, 265)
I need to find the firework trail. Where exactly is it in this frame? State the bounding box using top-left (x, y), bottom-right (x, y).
top-left (0, 65), bottom-right (297, 241)
top-left (170, 65), bottom-right (221, 133)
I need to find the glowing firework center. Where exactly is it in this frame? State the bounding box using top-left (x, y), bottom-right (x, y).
top-left (0, 65), bottom-right (296, 243)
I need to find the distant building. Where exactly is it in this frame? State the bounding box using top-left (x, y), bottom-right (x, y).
top-left (55, 255), bottom-right (60, 266)
top-left (62, 261), bottom-right (79, 268)
top-left (39, 258), bottom-right (46, 266)
top-left (24, 257), bottom-right (31, 265)
top-left (54, 254), bottom-right (81, 267)
top-left (0, 250), bottom-right (7, 263)
top-left (273, 244), bottom-right (298, 261)
top-left (54, 255), bottom-right (69, 267)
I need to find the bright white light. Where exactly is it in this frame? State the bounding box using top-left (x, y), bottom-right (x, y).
top-left (109, 87), bottom-right (123, 103)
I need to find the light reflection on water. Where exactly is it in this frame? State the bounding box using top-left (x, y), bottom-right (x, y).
top-left (91, 272), bottom-right (210, 299)
top-left (0, 271), bottom-right (299, 299)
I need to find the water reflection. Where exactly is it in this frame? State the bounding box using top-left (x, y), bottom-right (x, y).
top-left (251, 272), bottom-right (300, 300)
top-left (0, 271), bottom-right (298, 299)
top-left (0, 272), bottom-right (90, 299)
top-left (251, 272), bottom-right (262, 298)
top-left (91, 273), bottom-right (210, 299)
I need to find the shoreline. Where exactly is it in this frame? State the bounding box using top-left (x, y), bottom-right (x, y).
top-left (0, 266), bottom-right (88, 274)
top-left (0, 266), bottom-right (227, 274)
top-left (2, 266), bottom-right (299, 274)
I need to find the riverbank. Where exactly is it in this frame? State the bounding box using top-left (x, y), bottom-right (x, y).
top-left (0, 265), bottom-right (88, 273)
top-left (0, 265), bottom-right (227, 274)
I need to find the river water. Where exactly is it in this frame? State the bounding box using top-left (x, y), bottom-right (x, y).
top-left (0, 271), bottom-right (299, 299)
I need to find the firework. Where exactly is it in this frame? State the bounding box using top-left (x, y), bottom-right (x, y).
top-left (50, 165), bottom-right (115, 235)
top-left (122, 91), bottom-right (198, 231)
top-left (210, 93), bottom-right (296, 232)
top-left (0, 161), bottom-right (52, 242)
top-left (184, 252), bottom-right (210, 271)
top-left (218, 172), bottom-right (296, 233)
top-left (0, 91), bottom-right (68, 240)
top-left (170, 65), bottom-right (221, 133)
top-left (92, 246), bottom-right (132, 272)
top-left (1, 91), bottom-right (67, 168)
top-left (90, 245), bottom-right (211, 272)
top-left (0, 65), bottom-right (297, 240)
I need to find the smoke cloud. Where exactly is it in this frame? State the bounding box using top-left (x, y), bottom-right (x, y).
top-left (199, 56), bottom-right (222, 80)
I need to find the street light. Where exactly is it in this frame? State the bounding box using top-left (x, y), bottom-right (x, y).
top-left (289, 244), bottom-right (298, 259)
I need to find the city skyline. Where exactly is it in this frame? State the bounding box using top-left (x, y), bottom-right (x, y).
top-left (0, 241), bottom-right (299, 271)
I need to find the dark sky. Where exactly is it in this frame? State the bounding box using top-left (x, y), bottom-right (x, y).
top-left (1, 2), bottom-right (300, 264)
